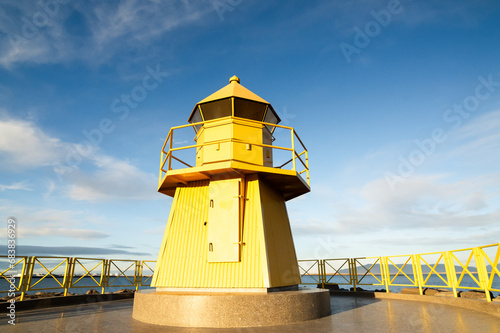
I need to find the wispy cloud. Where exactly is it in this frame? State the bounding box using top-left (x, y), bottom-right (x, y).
top-left (292, 109), bottom-right (500, 257)
top-left (67, 155), bottom-right (158, 202)
top-left (21, 227), bottom-right (109, 239)
top-left (0, 204), bottom-right (110, 240)
top-left (0, 116), bottom-right (65, 169)
top-left (0, 180), bottom-right (33, 191)
top-left (443, 110), bottom-right (500, 166)
top-left (0, 245), bottom-right (149, 257)
top-left (0, 113), bottom-right (159, 202)
top-left (110, 244), bottom-right (135, 249)
top-left (0, 0), bottom-right (214, 68)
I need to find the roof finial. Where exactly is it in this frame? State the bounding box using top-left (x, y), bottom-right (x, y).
top-left (229, 75), bottom-right (240, 84)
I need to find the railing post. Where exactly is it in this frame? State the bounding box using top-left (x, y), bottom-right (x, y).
top-left (101, 259), bottom-right (109, 295)
top-left (63, 257), bottom-right (74, 297)
top-left (168, 130), bottom-right (173, 171)
top-left (413, 254), bottom-right (424, 296)
top-left (321, 260), bottom-right (325, 288)
top-left (291, 129), bottom-right (296, 172)
top-left (16, 257), bottom-right (27, 301)
top-left (305, 150), bottom-right (310, 185)
top-left (20, 256), bottom-right (34, 301)
top-left (317, 260), bottom-right (321, 288)
top-left (443, 251), bottom-right (458, 298)
top-left (135, 260), bottom-right (140, 291)
top-left (473, 247), bottom-right (491, 302)
top-left (382, 256), bottom-right (390, 293)
top-left (159, 150), bottom-right (164, 184)
top-left (350, 258), bottom-right (357, 292)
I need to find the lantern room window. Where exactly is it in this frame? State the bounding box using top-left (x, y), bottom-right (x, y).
top-left (200, 98), bottom-right (232, 121)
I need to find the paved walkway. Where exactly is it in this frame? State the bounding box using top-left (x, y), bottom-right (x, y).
top-left (3, 295), bottom-right (499, 332)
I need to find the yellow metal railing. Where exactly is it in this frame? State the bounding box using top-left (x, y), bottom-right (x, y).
top-left (0, 256), bottom-right (155, 301)
top-left (300, 243), bottom-right (499, 302)
top-left (158, 117), bottom-right (309, 186)
top-left (1, 244), bottom-right (498, 302)
top-left (322, 258), bottom-right (354, 288)
top-left (68, 258), bottom-right (107, 294)
top-left (298, 260), bottom-right (323, 286)
top-left (138, 260), bottom-right (156, 287)
top-left (1, 256), bottom-right (28, 296)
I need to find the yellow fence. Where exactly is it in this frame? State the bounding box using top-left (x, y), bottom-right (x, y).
top-left (2, 244), bottom-right (498, 302)
top-left (158, 117), bottom-right (310, 185)
top-left (0, 256), bottom-right (155, 301)
top-left (299, 243), bottom-right (500, 302)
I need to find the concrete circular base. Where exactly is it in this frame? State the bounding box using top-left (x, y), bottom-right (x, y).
top-left (132, 288), bottom-right (331, 328)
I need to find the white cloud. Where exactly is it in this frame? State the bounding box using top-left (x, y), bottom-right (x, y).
top-left (22, 227), bottom-right (108, 239)
top-left (444, 110), bottom-right (500, 165)
top-left (292, 110), bottom-right (500, 258)
top-left (321, 169), bottom-right (500, 237)
top-left (1, 203), bottom-right (111, 240)
top-left (0, 117), bottom-right (64, 169)
top-left (67, 155), bottom-right (158, 202)
top-left (44, 180), bottom-right (56, 198)
top-left (0, 180), bottom-right (33, 191)
top-left (0, 0), bottom-right (214, 68)
top-left (0, 113), bottom-right (158, 202)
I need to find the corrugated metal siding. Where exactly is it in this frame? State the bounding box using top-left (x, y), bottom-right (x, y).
top-left (259, 177), bottom-right (302, 286)
top-left (152, 177), bottom-right (266, 288)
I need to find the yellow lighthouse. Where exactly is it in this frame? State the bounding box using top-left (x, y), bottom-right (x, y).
top-left (151, 75), bottom-right (309, 290)
top-left (134, 76), bottom-right (329, 327)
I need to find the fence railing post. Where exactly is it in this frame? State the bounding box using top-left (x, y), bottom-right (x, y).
top-left (101, 259), bottom-right (109, 295)
top-left (20, 256), bottom-right (34, 301)
top-left (63, 257), bottom-right (74, 297)
top-left (350, 258), bottom-right (357, 292)
top-left (382, 256), bottom-right (390, 293)
top-left (322, 260), bottom-right (326, 288)
top-left (443, 251), bottom-right (458, 298)
top-left (473, 247), bottom-right (491, 302)
top-left (413, 254), bottom-right (424, 296)
top-left (135, 260), bottom-right (140, 291)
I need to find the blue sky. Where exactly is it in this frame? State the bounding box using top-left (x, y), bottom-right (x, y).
top-left (0, 0), bottom-right (499, 262)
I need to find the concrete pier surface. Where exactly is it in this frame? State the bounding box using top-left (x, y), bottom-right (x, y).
top-left (3, 295), bottom-right (499, 332)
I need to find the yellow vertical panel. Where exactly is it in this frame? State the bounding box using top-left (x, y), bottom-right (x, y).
top-left (202, 140), bottom-right (231, 165)
top-left (151, 186), bottom-right (179, 287)
top-left (152, 177), bottom-right (265, 288)
top-left (247, 174), bottom-right (271, 288)
top-left (207, 179), bottom-right (240, 262)
top-left (259, 176), bottom-right (301, 287)
top-left (203, 120), bottom-right (232, 142)
top-left (201, 121), bottom-right (232, 165)
top-left (262, 128), bottom-right (273, 167)
top-left (232, 121), bottom-right (263, 166)
top-left (195, 119), bottom-right (273, 169)
top-left (195, 127), bottom-right (205, 167)
top-left (154, 180), bottom-right (209, 287)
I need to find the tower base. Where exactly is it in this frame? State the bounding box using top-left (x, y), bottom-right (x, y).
top-left (132, 288), bottom-right (331, 328)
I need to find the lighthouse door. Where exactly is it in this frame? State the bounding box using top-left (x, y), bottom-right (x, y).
top-left (207, 178), bottom-right (241, 263)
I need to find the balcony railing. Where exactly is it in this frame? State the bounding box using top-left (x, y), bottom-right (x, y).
top-left (158, 117), bottom-right (309, 186)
